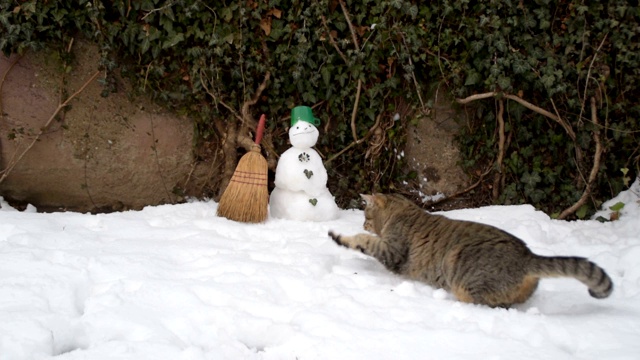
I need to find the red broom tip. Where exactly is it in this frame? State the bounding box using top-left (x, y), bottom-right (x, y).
top-left (255, 114), bottom-right (266, 145)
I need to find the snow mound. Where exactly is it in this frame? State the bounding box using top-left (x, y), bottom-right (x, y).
top-left (0, 196), bottom-right (638, 359)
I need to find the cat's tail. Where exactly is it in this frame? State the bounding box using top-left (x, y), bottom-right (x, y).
top-left (528, 256), bottom-right (613, 299)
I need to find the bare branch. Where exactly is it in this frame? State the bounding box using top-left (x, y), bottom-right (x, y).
top-left (320, 15), bottom-right (348, 64)
top-left (558, 97), bottom-right (603, 219)
top-left (501, 94), bottom-right (560, 123)
top-left (0, 70), bottom-right (101, 184)
top-left (0, 54), bottom-right (23, 122)
top-left (324, 137), bottom-right (360, 166)
top-left (428, 161), bottom-right (495, 207)
top-left (236, 134), bottom-right (256, 151)
top-left (338, 0), bottom-right (360, 49)
top-left (456, 92), bottom-right (496, 104)
top-left (546, 96), bottom-right (577, 141)
top-left (350, 79), bottom-right (362, 141)
top-left (578, 33), bottom-right (608, 125)
top-left (141, 0), bottom-right (176, 21)
top-left (435, 13), bottom-right (448, 85)
top-left (199, 69), bottom-right (244, 122)
top-left (456, 91), bottom-right (606, 217)
top-left (337, 0), bottom-right (363, 142)
top-left (149, 115), bottom-right (175, 204)
top-left (240, 71), bottom-right (271, 129)
top-left (457, 92), bottom-right (577, 140)
top-left (492, 99), bottom-right (505, 200)
top-left (400, 34), bottom-right (427, 113)
top-left (325, 112), bottom-right (382, 166)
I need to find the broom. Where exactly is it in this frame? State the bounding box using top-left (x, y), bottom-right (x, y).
top-left (216, 114), bottom-right (269, 223)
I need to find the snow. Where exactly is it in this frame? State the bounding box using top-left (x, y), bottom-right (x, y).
top-left (1, 180), bottom-right (639, 360)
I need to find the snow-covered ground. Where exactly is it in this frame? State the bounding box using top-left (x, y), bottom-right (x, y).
top-left (1, 180), bottom-right (639, 360)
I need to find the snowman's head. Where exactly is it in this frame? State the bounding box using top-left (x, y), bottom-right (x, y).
top-left (289, 121), bottom-right (319, 148)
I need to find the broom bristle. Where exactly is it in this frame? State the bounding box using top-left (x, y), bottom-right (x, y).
top-left (216, 147), bottom-right (269, 223)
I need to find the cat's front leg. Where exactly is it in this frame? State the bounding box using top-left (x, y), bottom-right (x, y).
top-left (328, 231), bottom-right (405, 273)
top-left (328, 231), bottom-right (379, 254)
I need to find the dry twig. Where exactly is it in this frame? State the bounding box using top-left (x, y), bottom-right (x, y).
top-left (325, 112), bottom-right (383, 165)
top-left (350, 79), bottom-right (362, 141)
top-left (199, 69), bottom-right (244, 123)
top-left (455, 91), bottom-right (601, 217)
top-left (558, 97), bottom-right (603, 219)
top-left (0, 70), bottom-right (101, 184)
top-left (400, 35), bottom-right (427, 113)
top-left (578, 34), bottom-right (608, 126)
top-left (456, 92), bottom-right (576, 140)
top-left (149, 115), bottom-right (175, 204)
top-left (141, 0), bottom-right (176, 20)
top-left (0, 54), bottom-right (22, 121)
top-left (492, 99), bottom-right (505, 200)
top-left (428, 161), bottom-right (495, 207)
top-left (240, 71), bottom-right (271, 132)
top-left (320, 15), bottom-right (348, 64)
top-left (337, 0), bottom-right (362, 142)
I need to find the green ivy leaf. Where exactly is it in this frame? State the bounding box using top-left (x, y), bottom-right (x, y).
top-left (497, 75), bottom-right (511, 90)
top-left (470, 40), bottom-right (484, 53)
top-left (162, 32), bottom-right (184, 49)
top-left (576, 205), bottom-right (589, 219)
top-left (221, 7), bottom-right (233, 22)
top-left (513, 59), bottom-right (528, 74)
top-left (465, 71), bottom-right (481, 86)
top-left (140, 37), bottom-right (150, 54)
top-left (521, 171), bottom-right (541, 187)
top-left (22, 1), bottom-right (37, 15)
top-left (541, 74), bottom-right (555, 89)
top-left (608, 202), bottom-right (625, 212)
top-left (408, 5), bottom-right (418, 19)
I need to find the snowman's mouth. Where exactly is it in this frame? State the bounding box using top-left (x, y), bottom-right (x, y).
top-left (292, 129), bottom-right (314, 136)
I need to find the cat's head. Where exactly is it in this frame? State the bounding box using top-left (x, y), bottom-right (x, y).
top-left (360, 193), bottom-right (410, 234)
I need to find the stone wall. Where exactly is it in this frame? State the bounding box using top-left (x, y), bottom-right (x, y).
top-left (403, 90), bottom-right (470, 209)
top-left (0, 40), bottom-right (197, 212)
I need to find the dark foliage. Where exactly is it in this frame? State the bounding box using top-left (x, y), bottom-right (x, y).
top-left (1, 0), bottom-right (638, 217)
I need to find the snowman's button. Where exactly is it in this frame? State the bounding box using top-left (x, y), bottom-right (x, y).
top-left (303, 169), bottom-right (314, 179)
top-left (298, 152), bottom-right (310, 162)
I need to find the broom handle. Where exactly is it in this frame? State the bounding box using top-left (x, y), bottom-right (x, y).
top-left (255, 114), bottom-right (266, 145)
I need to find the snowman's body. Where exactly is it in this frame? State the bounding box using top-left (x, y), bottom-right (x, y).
top-left (270, 120), bottom-right (339, 221)
top-left (273, 147), bottom-right (327, 195)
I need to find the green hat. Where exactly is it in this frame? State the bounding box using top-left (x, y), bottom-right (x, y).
top-left (290, 106), bottom-right (320, 127)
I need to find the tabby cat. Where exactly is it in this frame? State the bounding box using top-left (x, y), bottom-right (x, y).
top-left (328, 193), bottom-right (613, 308)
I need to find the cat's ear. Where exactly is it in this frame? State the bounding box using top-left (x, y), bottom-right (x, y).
top-left (360, 194), bottom-right (374, 206)
top-left (360, 193), bottom-right (386, 207)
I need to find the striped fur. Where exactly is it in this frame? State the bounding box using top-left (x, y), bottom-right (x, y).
top-left (328, 193), bottom-right (613, 308)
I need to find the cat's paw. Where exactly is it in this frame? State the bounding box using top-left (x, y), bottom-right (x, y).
top-left (328, 230), bottom-right (345, 247)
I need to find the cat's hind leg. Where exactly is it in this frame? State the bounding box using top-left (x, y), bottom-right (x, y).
top-left (451, 275), bottom-right (540, 308)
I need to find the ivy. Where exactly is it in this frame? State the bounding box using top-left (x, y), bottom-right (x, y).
top-left (1, 0), bottom-right (638, 216)
top-left (0, 0), bottom-right (426, 207)
top-left (444, 0), bottom-right (640, 217)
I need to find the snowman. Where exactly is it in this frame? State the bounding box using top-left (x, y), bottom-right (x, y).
top-left (269, 106), bottom-right (340, 221)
